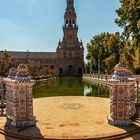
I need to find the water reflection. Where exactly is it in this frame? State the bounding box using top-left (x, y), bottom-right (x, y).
top-left (83, 83), bottom-right (109, 98)
top-left (84, 84), bottom-right (92, 96)
top-left (33, 77), bottom-right (109, 98)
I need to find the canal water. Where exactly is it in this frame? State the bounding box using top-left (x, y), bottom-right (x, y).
top-left (33, 77), bottom-right (109, 98)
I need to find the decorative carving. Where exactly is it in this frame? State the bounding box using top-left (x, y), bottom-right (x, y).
top-left (5, 64), bottom-right (36, 128)
top-left (62, 103), bottom-right (84, 110)
top-left (108, 63), bottom-right (136, 126)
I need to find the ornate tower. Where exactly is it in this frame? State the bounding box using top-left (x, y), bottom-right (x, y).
top-left (57, 0), bottom-right (84, 76)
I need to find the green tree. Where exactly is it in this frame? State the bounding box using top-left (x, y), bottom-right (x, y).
top-left (27, 60), bottom-right (58, 79)
top-left (27, 60), bottom-right (40, 77)
top-left (120, 41), bottom-right (135, 70)
top-left (0, 50), bottom-right (14, 77)
top-left (86, 32), bottom-right (122, 74)
top-left (115, 0), bottom-right (140, 65)
top-left (107, 32), bottom-right (122, 64)
top-left (102, 55), bottom-right (116, 74)
top-left (116, 0), bottom-right (140, 40)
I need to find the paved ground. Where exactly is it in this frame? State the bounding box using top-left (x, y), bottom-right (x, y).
top-left (0, 96), bottom-right (140, 140)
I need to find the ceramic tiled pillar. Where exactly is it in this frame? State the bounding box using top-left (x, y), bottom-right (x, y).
top-left (108, 63), bottom-right (136, 126)
top-left (5, 64), bottom-right (36, 127)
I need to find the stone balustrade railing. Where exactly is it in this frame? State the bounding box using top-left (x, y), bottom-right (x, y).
top-left (83, 74), bottom-right (112, 80)
top-left (83, 74), bottom-right (140, 80)
top-left (83, 74), bottom-right (140, 88)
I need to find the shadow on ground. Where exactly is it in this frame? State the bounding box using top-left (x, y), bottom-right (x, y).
top-left (110, 108), bottom-right (140, 140)
top-left (4, 119), bottom-right (45, 140)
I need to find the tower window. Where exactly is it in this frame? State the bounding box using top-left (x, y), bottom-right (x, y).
top-left (73, 20), bottom-right (75, 24)
top-left (69, 1), bottom-right (71, 5)
top-left (60, 68), bottom-right (63, 75)
top-left (66, 19), bottom-right (68, 24)
top-left (69, 19), bottom-right (72, 25)
top-left (69, 12), bottom-right (71, 15)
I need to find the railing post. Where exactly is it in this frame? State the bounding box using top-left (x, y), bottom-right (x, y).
top-left (136, 80), bottom-right (139, 106)
top-left (101, 74), bottom-right (103, 79)
top-left (105, 75), bottom-right (107, 80)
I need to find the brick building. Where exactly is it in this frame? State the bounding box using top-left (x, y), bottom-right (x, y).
top-left (0, 0), bottom-right (84, 76)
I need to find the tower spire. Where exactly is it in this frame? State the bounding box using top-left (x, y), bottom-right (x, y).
top-left (67, 0), bottom-right (74, 9)
top-left (56, 0), bottom-right (84, 76)
top-left (64, 0), bottom-right (77, 28)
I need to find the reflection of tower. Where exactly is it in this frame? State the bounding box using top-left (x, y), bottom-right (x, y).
top-left (108, 63), bottom-right (136, 126)
top-left (56, 0), bottom-right (84, 76)
top-left (5, 64), bottom-right (36, 127)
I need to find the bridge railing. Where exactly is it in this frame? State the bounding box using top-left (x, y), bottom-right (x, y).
top-left (83, 74), bottom-right (140, 80)
top-left (83, 74), bottom-right (112, 80)
top-left (83, 74), bottom-right (140, 89)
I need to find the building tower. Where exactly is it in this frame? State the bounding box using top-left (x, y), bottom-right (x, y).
top-left (57, 0), bottom-right (84, 76)
top-left (5, 65), bottom-right (36, 127)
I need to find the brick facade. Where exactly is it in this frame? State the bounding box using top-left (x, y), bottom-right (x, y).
top-left (0, 0), bottom-right (84, 77)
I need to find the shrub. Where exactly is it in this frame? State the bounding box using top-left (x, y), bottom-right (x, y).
top-left (134, 65), bottom-right (140, 74)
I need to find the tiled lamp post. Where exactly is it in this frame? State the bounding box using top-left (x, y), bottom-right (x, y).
top-left (108, 63), bottom-right (136, 126)
top-left (5, 64), bottom-right (36, 127)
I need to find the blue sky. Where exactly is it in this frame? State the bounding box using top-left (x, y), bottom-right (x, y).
top-left (0, 0), bottom-right (121, 57)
